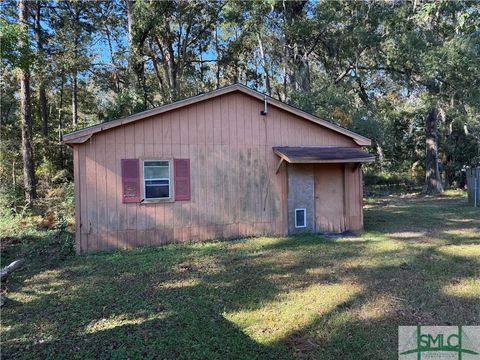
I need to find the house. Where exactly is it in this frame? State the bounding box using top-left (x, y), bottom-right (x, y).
top-left (63, 84), bottom-right (374, 254)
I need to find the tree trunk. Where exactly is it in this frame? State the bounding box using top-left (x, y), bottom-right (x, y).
top-left (18, 0), bottom-right (37, 205)
top-left (12, 159), bottom-right (16, 186)
top-left (71, 70), bottom-right (78, 126)
top-left (376, 142), bottom-right (385, 171)
top-left (58, 73), bottom-right (64, 165)
top-left (282, 1), bottom-right (310, 95)
top-left (106, 27), bottom-right (120, 93)
top-left (425, 107), bottom-right (443, 194)
top-left (36, 0), bottom-right (48, 137)
top-left (198, 43), bottom-right (204, 89)
top-left (126, 0), bottom-right (138, 84)
top-left (257, 32), bottom-right (271, 97)
top-left (39, 85), bottom-right (48, 135)
top-left (0, 259), bottom-right (25, 282)
top-left (282, 44), bottom-right (289, 103)
top-left (160, 16), bottom-right (179, 102)
top-left (215, 26), bottom-right (220, 89)
top-left (285, 52), bottom-right (311, 94)
top-left (58, 72), bottom-right (64, 143)
top-left (127, 0), bottom-right (149, 108)
top-left (165, 44), bottom-right (178, 101)
top-left (355, 76), bottom-right (370, 107)
top-left (148, 41), bottom-right (164, 92)
top-left (71, 4), bottom-right (80, 127)
top-left (295, 53), bottom-right (310, 93)
top-left (126, 0), bottom-right (135, 48)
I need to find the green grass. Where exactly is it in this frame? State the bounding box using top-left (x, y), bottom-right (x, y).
top-left (1, 193), bottom-right (479, 359)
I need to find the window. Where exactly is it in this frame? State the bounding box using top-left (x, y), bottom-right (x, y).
top-left (143, 160), bottom-right (171, 200)
top-left (295, 208), bottom-right (306, 228)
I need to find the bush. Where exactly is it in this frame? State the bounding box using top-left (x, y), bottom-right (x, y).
top-left (1, 181), bottom-right (75, 236)
top-left (0, 184), bottom-right (27, 216)
top-left (363, 171), bottom-right (421, 196)
top-left (363, 171), bottom-right (419, 187)
top-left (40, 182), bottom-right (75, 229)
top-left (55, 212), bottom-right (75, 256)
top-left (1, 215), bottom-right (75, 261)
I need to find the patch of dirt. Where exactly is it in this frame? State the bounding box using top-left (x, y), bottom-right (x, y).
top-left (321, 231), bottom-right (358, 241)
top-left (285, 334), bottom-right (319, 355)
top-left (449, 278), bottom-right (461, 285)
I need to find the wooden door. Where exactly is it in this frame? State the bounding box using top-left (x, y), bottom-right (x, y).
top-left (314, 164), bottom-right (346, 233)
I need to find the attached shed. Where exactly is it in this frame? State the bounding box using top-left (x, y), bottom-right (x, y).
top-left (63, 84), bottom-right (374, 253)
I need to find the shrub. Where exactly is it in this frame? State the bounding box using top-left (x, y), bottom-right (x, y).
top-left (43, 182), bottom-right (75, 228)
top-left (0, 184), bottom-right (27, 216)
top-left (363, 171), bottom-right (421, 196)
top-left (363, 171), bottom-right (418, 187)
top-left (55, 212), bottom-right (75, 256)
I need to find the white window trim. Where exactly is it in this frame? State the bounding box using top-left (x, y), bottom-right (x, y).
top-left (142, 160), bottom-right (172, 201)
top-left (295, 208), bottom-right (307, 228)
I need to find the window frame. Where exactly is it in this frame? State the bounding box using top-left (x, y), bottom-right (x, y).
top-left (295, 208), bottom-right (307, 228)
top-left (142, 159), bottom-right (173, 201)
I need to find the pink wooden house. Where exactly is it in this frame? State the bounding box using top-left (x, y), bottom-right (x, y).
top-left (64, 84), bottom-right (374, 254)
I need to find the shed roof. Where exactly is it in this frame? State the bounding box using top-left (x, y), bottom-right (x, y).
top-left (63, 84), bottom-right (371, 146)
top-left (273, 146), bottom-right (375, 163)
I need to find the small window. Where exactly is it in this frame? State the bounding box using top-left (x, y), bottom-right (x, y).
top-left (295, 208), bottom-right (306, 228)
top-left (143, 160), bottom-right (171, 200)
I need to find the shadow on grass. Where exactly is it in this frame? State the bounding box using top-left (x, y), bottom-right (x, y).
top-left (1, 195), bottom-right (479, 359)
top-left (269, 245), bottom-right (479, 359)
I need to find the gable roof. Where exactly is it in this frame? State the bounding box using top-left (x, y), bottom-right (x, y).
top-left (63, 83), bottom-right (371, 146)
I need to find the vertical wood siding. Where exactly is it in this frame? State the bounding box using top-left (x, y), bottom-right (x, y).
top-left (314, 163), bottom-right (363, 233)
top-left (74, 91), bottom-right (360, 253)
top-left (314, 164), bottom-right (345, 233)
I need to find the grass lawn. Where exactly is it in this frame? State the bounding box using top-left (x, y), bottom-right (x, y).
top-left (1, 192), bottom-right (479, 359)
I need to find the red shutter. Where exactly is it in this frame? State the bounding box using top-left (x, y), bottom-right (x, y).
top-left (174, 159), bottom-right (190, 201)
top-left (121, 159), bottom-right (141, 203)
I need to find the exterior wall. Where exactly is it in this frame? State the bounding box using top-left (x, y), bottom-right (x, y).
top-left (343, 163), bottom-right (364, 230)
top-left (287, 165), bottom-right (315, 234)
top-left (73, 91), bottom-right (359, 253)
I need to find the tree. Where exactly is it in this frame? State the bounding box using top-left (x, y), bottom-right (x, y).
top-left (52, 1), bottom-right (95, 127)
top-left (18, 0), bottom-right (37, 204)
top-left (35, 0), bottom-right (48, 138)
top-left (1, 0), bottom-right (479, 210)
top-left (425, 108), bottom-right (443, 193)
top-left (138, 0), bottom-right (225, 101)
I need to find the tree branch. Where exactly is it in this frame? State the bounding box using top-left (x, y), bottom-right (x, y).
top-left (334, 65), bottom-right (353, 84)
